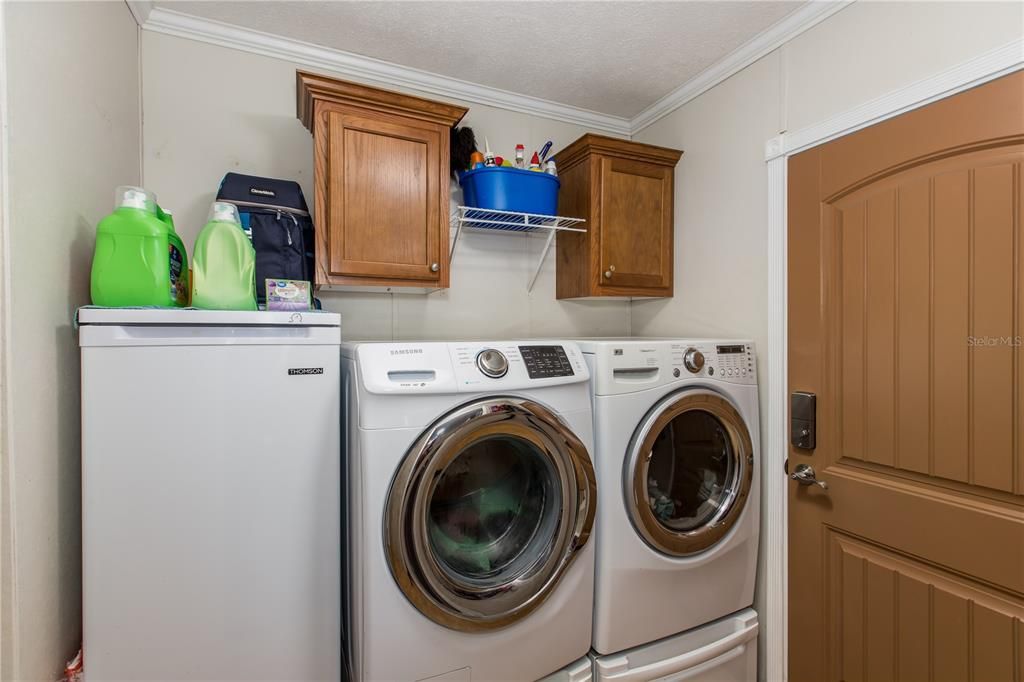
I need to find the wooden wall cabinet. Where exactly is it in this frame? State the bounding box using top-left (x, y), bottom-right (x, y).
top-left (297, 71), bottom-right (467, 289)
top-left (554, 134), bottom-right (683, 299)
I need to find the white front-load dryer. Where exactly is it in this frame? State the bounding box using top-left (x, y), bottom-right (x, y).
top-left (577, 339), bottom-right (760, 665)
top-left (341, 341), bottom-right (598, 682)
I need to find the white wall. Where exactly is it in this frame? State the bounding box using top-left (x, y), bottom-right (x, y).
top-left (1, 2), bottom-right (140, 680)
top-left (140, 32), bottom-right (631, 341)
top-left (630, 2), bottom-right (1022, 678)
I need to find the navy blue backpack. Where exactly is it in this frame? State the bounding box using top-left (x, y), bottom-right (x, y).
top-left (216, 172), bottom-right (316, 304)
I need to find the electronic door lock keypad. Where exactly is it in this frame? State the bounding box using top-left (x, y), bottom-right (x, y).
top-left (791, 392), bottom-right (816, 450)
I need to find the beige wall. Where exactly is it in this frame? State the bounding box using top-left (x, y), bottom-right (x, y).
top-left (141, 32), bottom-right (631, 341)
top-left (630, 2), bottom-right (1022, 678)
top-left (1, 2), bottom-right (140, 679)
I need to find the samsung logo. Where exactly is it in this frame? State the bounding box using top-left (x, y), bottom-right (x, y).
top-left (390, 349), bottom-right (423, 355)
top-left (288, 368), bottom-right (324, 376)
top-left (250, 187), bottom-right (276, 197)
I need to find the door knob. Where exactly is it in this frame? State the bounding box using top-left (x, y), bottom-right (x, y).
top-left (789, 463), bottom-right (828, 490)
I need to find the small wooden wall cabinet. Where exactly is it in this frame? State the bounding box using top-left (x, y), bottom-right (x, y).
top-left (555, 134), bottom-right (683, 298)
top-left (296, 71), bottom-right (467, 289)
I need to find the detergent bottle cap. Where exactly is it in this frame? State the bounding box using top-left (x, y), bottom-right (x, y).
top-left (115, 186), bottom-right (157, 213)
top-left (208, 201), bottom-right (241, 225)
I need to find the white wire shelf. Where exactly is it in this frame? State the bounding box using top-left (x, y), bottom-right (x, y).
top-left (450, 206), bottom-right (586, 292)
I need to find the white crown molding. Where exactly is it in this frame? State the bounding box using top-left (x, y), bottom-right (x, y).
top-left (125, 1), bottom-right (152, 27)
top-left (767, 36), bottom-right (1024, 160)
top-left (630, 0), bottom-right (852, 134)
top-left (141, 8), bottom-right (633, 137)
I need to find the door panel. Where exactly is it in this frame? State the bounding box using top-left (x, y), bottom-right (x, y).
top-left (327, 111), bottom-right (441, 281)
top-left (828, 531), bottom-right (1022, 682)
top-left (598, 157), bottom-right (672, 291)
top-left (788, 72), bottom-right (1024, 681)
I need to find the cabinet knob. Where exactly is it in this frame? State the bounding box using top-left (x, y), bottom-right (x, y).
top-left (430, 262), bottom-right (439, 272)
top-left (604, 265), bottom-right (615, 279)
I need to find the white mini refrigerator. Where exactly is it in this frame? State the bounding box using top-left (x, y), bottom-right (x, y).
top-left (78, 309), bottom-right (341, 681)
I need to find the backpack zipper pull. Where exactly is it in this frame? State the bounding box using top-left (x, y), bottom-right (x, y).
top-left (276, 209), bottom-right (293, 245)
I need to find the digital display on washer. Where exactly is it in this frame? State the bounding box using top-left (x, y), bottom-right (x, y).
top-left (519, 345), bottom-right (574, 379)
top-left (717, 344), bottom-right (746, 354)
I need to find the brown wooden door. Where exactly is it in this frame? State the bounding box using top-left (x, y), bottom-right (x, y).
top-left (325, 108), bottom-right (444, 284)
top-left (597, 157), bottom-right (673, 294)
top-left (788, 72), bottom-right (1024, 682)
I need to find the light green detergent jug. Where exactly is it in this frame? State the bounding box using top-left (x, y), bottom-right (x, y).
top-left (191, 202), bottom-right (257, 311)
top-left (90, 186), bottom-right (189, 307)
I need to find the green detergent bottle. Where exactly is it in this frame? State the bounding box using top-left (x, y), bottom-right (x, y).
top-left (191, 202), bottom-right (257, 311)
top-left (90, 186), bottom-right (189, 307)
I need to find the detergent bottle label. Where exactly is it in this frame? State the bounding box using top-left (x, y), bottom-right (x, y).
top-left (169, 244), bottom-right (187, 305)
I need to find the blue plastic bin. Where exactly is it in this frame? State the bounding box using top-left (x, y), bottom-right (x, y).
top-left (459, 167), bottom-right (560, 216)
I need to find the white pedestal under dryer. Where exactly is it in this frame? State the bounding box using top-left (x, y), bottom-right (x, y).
top-left (341, 341), bottom-right (598, 682)
top-left (577, 339), bottom-right (761, 680)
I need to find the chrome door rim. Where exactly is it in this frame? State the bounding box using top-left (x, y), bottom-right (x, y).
top-left (385, 397), bottom-right (596, 632)
top-left (624, 389), bottom-right (754, 557)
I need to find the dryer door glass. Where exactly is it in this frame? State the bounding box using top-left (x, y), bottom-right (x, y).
top-left (626, 390), bottom-right (753, 557)
top-left (386, 398), bottom-right (596, 632)
top-left (646, 410), bottom-right (735, 532)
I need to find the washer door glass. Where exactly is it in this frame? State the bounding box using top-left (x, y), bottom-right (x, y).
top-left (626, 390), bottom-right (753, 557)
top-left (386, 398), bottom-right (596, 632)
top-left (427, 435), bottom-right (560, 586)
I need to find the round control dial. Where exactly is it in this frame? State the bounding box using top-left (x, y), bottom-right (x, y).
top-left (683, 348), bottom-right (705, 374)
top-left (476, 349), bottom-right (509, 378)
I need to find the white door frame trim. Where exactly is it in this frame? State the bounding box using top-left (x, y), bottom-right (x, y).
top-left (762, 37), bottom-right (1023, 682)
top-left (0, 1), bottom-right (14, 677)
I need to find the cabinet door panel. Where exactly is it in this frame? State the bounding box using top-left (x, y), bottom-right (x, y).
top-left (327, 112), bottom-right (441, 281)
top-left (597, 157), bottom-right (672, 291)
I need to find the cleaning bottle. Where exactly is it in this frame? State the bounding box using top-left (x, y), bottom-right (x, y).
top-left (191, 202), bottom-right (257, 311)
top-left (91, 186), bottom-right (189, 307)
top-left (514, 144), bottom-right (526, 169)
top-left (483, 138), bottom-right (496, 167)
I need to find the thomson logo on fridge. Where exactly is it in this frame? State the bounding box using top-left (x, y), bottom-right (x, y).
top-left (288, 368), bottom-right (324, 376)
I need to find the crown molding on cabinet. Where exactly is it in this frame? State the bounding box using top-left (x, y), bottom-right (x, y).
top-left (630, 0), bottom-right (852, 134)
top-left (141, 8), bottom-right (634, 137)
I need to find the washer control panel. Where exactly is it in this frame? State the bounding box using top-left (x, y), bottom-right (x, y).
top-left (519, 345), bottom-right (575, 379)
top-left (357, 341), bottom-right (588, 394)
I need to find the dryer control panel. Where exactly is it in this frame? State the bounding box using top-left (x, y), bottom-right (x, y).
top-left (578, 339), bottom-right (757, 396)
top-left (670, 342), bottom-right (756, 385)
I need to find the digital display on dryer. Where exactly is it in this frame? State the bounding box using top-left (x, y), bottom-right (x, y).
top-left (717, 345), bottom-right (746, 354)
top-left (519, 346), bottom-right (574, 379)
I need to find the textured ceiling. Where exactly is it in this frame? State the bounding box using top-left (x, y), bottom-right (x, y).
top-left (155, 1), bottom-right (803, 118)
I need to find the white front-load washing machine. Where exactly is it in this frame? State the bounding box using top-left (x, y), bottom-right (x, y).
top-left (577, 339), bottom-right (760, 680)
top-left (341, 341), bottom-right (598, 682)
